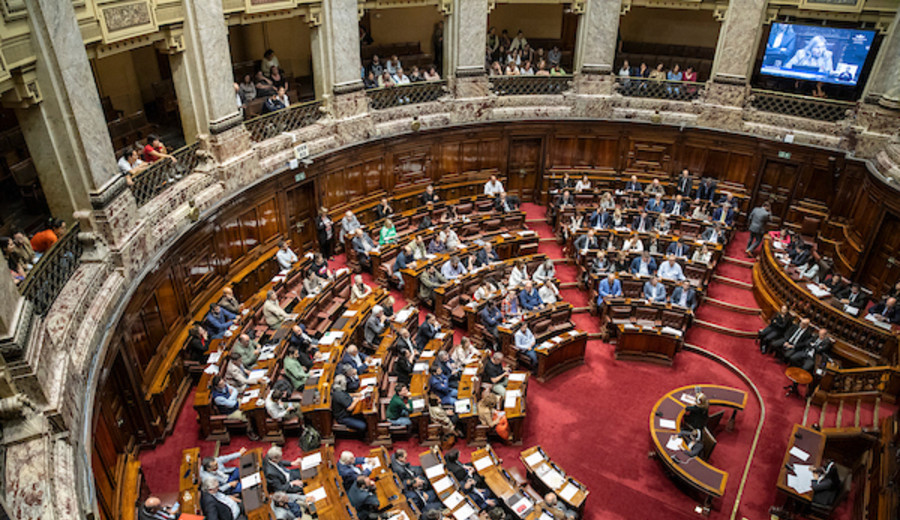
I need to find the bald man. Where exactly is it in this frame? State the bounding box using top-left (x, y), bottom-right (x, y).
top-left (138, 496), bottom-right (180, 520)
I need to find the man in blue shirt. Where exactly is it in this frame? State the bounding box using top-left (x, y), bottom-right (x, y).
top-left (518, 281), bottom-right (544, 311)
top-left (514, 324), bottom-right (538, 368)
top-left (204, 303), bottom-right (236, 339)
top-left (441, 256), bottom-right (467, 280)
top-left (597, 273), bottom-right (623, 305)
top-left (630, 251), bottom-right (657, 277)
top-left (643, 276), bottom-right (667, 303)
top-left (392, 245), bottom-right (413, 289)
top-left (645, 194), bottom-right (665, 213)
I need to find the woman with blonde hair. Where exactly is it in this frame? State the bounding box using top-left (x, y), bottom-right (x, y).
top-left (477, 392), bottom-right (509, 440)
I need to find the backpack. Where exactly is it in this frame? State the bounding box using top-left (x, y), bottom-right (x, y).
top-left (299, 424), bottom-right (322, 452)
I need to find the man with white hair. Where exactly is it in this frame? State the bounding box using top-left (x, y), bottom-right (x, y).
top-left (340, 210), bottom-right (361, 243)
top-left (263, 289), bottom-right (289, 329)
top-left (337, 450), bottom-right (374, 489)
top-left (263, 446), bottom-right (305, 494)
top-left (364, 306), bottom-right (388, 345)
top-left (657, 254), bottom-right (685, 282)
top-left (137, 496), bottom-right (179, 520)
top-left (271, 490), bottom-right (313, 520)
top-left (200, 476), bottom-right (243, 520)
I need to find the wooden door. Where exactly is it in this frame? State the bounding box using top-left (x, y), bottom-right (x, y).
top-left (859, 214), bottom-right (900, 296)
top-left (507, 138), bottom-right (543, 203)
top-left (754, 159), bottom-right (800, 226)
top-left (287, 182), bottom-right (317, 251)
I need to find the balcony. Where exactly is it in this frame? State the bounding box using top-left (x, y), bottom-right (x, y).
top-left (747, 89), bottom-right (855, 123)
top-left (366, 80), bottom-right (448, 110)
top-left (489, 75), bottom-right (573, 96)
top-left (245, 99), bottom-right (325, 142)
top-left (614, 77), bottom-right (703, 102)
top-left (19, 223), bottom-right (83, 315)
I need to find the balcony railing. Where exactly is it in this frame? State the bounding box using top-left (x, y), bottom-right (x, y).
top-left (747, 89), bottom-right (855, 123)
top-left (614, 77), bottom-right (703, 102)
top-left (131, 143), bottom-right (202, 207)
top-left (489, 75), bottom-right (573, 96)
top-left (366, 81), bottom-right (448, 110)
top-left (245, 99), bottom-right (325, 142)
top-left (19, 223), bottom-right (83, 316)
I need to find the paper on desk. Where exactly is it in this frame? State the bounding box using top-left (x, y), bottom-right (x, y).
top-left (360, 377), bottom-right (377, 387)
top-left (444, 491), bottom-right (464, 510)
top-left (454, 399), bottom-right (471, 414)
top-left (342, 310), bottom-right (357, 318)
top-left (424, 464), bottom-right (445, 479)
top-left (524, 451), bottom-right (543, 467)
top-left (679, 393), bottom-right (697, 405)
top-left (307, 487), bottom-right (328, 502)
top-left (543, 469), bottom-right (565, 489)
top-left (624, 323), bottom-right (638, 330)
top-left (551, 335), bottom-right (564, 343)
top-left (806, 284), bottom-right (830, 298)
top-left (659, 418), bottom-right (678, 430)
top-left (559, 483), bottom-right (578, 502)
top-left (248, 369), bottom-right (267, 382)
top-left (301, 452), bottom-right (322, 470)
top-left (259, 351), bottom-right (275, 361)
top-left (245, 389), bottom-right (260, 399)
top-left (505, 394), bottom-right (518, 409)
top-left (433, 476), bottom-right (453, 493)
top-left (661, 326), bottom-right (683, 337)
top-left (204, 364), bottom-right (219, 375)
top-left (240, 472), bottom-right (261, 489)
top-left (396, 309), bottom-right (412, 322)
top-left (509, 496), bottom-right (533, 517)
top-left (472, 456), bottom-right (492, 471)
top-left (508, 373), bottom-right (526, 382)
top-left (843, 305), bottom-right (860, 316)
top-left (414, 362), bottom-right (428, 372)
top-left (453, 503), bottom-right (476, 520)
top-left (240, 395), bottom-right (254, 404)
top-left (309, 369), bottom-right (324, 378)
top-left (207, 352), bottom-right (222, 364)
top-left (435, 332), bottom-right (447, 340)
top-left (506, 389), bottom-right (522, 399)
top-left (666, 435), bottom-right (685, 452)
top-left (411, 398), bottom-right (426, 410)
top-left (420, 351), bottom-right (435, 358)
top-left (462, 367), bottom-right (478, 376)
top-left (789, 446), bottom-right (810, 462)
top-left (540, 513), bottom-right (555, 520)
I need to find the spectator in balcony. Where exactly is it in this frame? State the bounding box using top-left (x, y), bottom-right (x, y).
top-left (408, 66), bottom-right (424, 83)
top-left (637, 62), bottom-right (650, 81)
top-left (812, 82), bottom-right (827, 99)
top-left (550, 64), bottom-right (566, 76)
top-left (649, 63), bottom-right (666, 82)
top-left (378, 71), bottom-right (395, 88)
top-left (10, 232), bottom-right (34, 268)
top-left (369, 55), bottom-right (384, 77)
top-left (30, 218), bottom-right (66, 255)
top-left (505, 62), bottom-right (520, 76)
top-left (262, 49), bottom-right (281, 76)
top-left (667, 64), bottom-right (682, 97)
top-left (490, 61), bottom-right (504, 76)
top-left (263, 91), bottom-right (286, 114)
top-left (386, 55), bottom-right (402, 76)
top-left (2, 237), bottom-right (27, 283)
top-left (363, 71), bottom-right (378, 89)
top-left (276, 86), bottom-right (290, 108)
top-left (269, 67), bottom-right (288, 90)
top-left (255, 70), bottom-right (276, 97)
top-left (618, 60), bottom-right (632, 77)
top-left (392, 67), bottom-right (411, 85)
top-left (510, 30), bottom-right (528, 52)
top-left (118, 146), bottom-right (147, 186)
top-left (142, 135), bottom-right (177, 164)
top-left (499, 29), bottom-right (511, 49)
top-left (423, 65), bottom-right (441, 81)
top-left (535, 47), bottom-right (546, 64)
top-left (432, 20), bottom-right (444, 70)
top-left (487, 27), bottom-right (500, 55)
top-left (238, 74), bottom-right (257, 103)
top-left (521, 44), bottom-right (535, 65)
top-left (548, 46), bottom-right (561, 67)
top-left (520, 60), bottom-right (535, 75)
top-left (359, 25), bottom-right (374, 46)
top-left (535, 62), bottom-right (550, 76)
top-left (683, 66), bottom-right (698, 82)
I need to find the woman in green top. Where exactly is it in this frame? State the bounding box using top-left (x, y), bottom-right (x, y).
top-left (379, 218), bottom-right (398, 246)
top-left (386, 385), bottom-right (413, 426)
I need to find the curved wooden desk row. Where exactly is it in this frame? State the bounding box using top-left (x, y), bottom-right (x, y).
top-left (753, 239), bottom-right (898, 367)
top-left (588, 271), bottom-right (707, 307)
top-left (520, 445), bottom-right (589, 513)
top-left (178, 447), bottom-right (271, 520)
top-left (615, 323), bottom-right (684, 366)
top-left (419, 448), bottom-right (483, 520)
top-left (497, 302), bottom-right (576, 365)
top-left (357, 192), bottom-right (515, 239)
top-left (472, 446), bottom-right (539, 520)
top-left (649, 385), bottom-right (748, 501)
top-left (567, 224), bottom-right (726, 261)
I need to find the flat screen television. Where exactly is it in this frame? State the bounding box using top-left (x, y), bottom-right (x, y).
top-left (759, 23), bottom-right (875, 86)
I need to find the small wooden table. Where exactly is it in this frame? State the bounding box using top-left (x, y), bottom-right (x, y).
top-left (785, 367), bottom-right (813, 398)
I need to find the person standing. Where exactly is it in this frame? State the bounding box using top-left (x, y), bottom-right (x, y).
top-left (746, 202), bottom-right (771, 255)
top-left (316, 207), bottom-right (335, 259)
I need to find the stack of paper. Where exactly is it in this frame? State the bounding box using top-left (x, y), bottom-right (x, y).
top-left (666, 435), bottom-right (685, 451)
top-left (307, 487), bottom-right (328, 502)
top-left (659, 418), bottom-right (677, 430)
top-left (543, 469), bottom-right (564, 489)
top-left (509, 373), bottom-right (527, 382)
top-left (789, 446), bottom-right (810, 462)
top-left (240, 472), bottom-right (261, 489)
top-left (433, 476), bottom-right (453, 493)
top-left (413, 362), bottom-right (428, 373)
top-left (204, 364), bottom-right (219, 375)
top-left (207, 352), bottom-right (222, 364)
top-left (523, 451), bottom-right (543, 467)
top-left (424, 464), bottom-right (445, 479)
top-left (301, 452), bottom-right (322, 470)
top-left (472, 456), bottom-right (492, 471)
top-left (559, 483), bottom-right (578, 501)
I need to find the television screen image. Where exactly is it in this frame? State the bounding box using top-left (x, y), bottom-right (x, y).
top-left (760, 23), bottom-right (875, 86)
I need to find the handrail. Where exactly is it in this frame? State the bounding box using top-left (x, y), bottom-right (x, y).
top-left (365, 80), bottom-right (447, 110)
top-left (747, 88), bottom-right (855, 123)
top-left (818, 363), bottom-right (900, 403)
top-left (244, 99), bottom-right (324, 142)
top-left (19, 222), bottom-right (83, 315)
top-left (489, 75), bottom-right (573, 96)
top-left (131, 143), bottom-right (201, 207)
top-left (614, 76), bottom-right (703, 101)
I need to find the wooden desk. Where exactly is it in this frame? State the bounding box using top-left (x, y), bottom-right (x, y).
top-left (615, 323), bottom-right (683, 365)
top-left (300, 445), bottom-right (357, 520)
top-left (649, 385), bottom-right (747, 506)
top-left (178, 447), bottom-right (201, 515)
top-left (367, 447), bottom-right (419, 518)
top-left (238, 448), bottom-right (272, 520)
top-left (471, 446), bottom-right (538, 519)
top-left (534, 330), bottom-right (588, 382)
top-left (776, 424), bottom-right (825, 505)
top-left (519, 446), bottom-right (589, 515)
top-left (419, 447), bottom-right (481, 519)
top-left (498, 302), bottom-right (575, 362)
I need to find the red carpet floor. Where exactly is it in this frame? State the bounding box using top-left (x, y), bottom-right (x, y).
top-left (139, 204), bottom-right (878, 520)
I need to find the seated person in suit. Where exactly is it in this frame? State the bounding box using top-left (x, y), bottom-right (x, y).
top-left (263, 446), bottom-right (305, 495)
top-left (811, 461), bottom-right (841, 506)
top-left (624, 175), bottom-right (641, 192)
top-left (514, 323), bottom-right (538, 368)
top-left (759, 304), bottom-right (792, 354)
top-left (819, 273), bottom-right (847, 295)
top-left (772, 317), bottom-right (814, 359)
top-left (588, 207), bottom-right (609, 230)
top-left (351, 229), bottom-right (379, 270)
top-left (789, 243), bottom-right (813, 266)
top-left (348, 476), bottom-right (381, 520)
top-left (417, 313), bottom-right (441, 350)
top-left (718, 191), bottom-right (737, 208)
top-left (555, 189), bottom-right (575, 208)
top-left (204, 302), bottom-right (236, 339)
top-left (430, 364), bottom-right (457, 405)
top-left (631, 210), bottom-right (654, 233)
top-left (475, 242), bottom-right (500, 267)
top-left (518, 281), bottom-right (544, 311)
top-left (645, 178), bottom-right (666, 197)
top-left (643, 276), bottom-right (667, 303)
top-left (694, 177), bottom-right (717, 203)
top-left (218, 286), bottom-right (241, 315)
top-left (391, 449), bottom-right (424, 490)
top-left (419, 184), bottom-right (440, 206)
top-left (678, 428), bottom-right (704, 458)
top-left (437, 350), bottom-right (460, 386)
top-left (494, 192), bottom-right (516, 213)
top-left (404, 477), bottom-right (442, 514)
top-left (597, 273), bottom-right (623, 304)
top-left (287, 324), bottom-right (317, 369)
top-left (480, 300), bottom-right (503, 348)
top-left (332, 374), bottom-right (367, 432)
top-left (666, 194), bottom-right (688, 217)
top-left (657, 254), bottom-right (685, 282)
top-left (868, 297), bottom-right (900, 324)
top-left (540, 492), bottom-right (577, 520)
top-left (364, 306), bottom-right (389, 346)
top-left (556, 173), bottom-right (575, 191)
top-left (200, 477), bottom-right (243, 520)
top-left (837, 283), bottom-right (868, 311)
top-left (630, 251), bottom-right (658, 277)
top-left (137, 497), bottom-right (180, 520)
top-left (418, 265), bottom-right (447, 306)
top-left (341, 344), bottom-right (369, 374)
top-left (200, 447), bottom-right (246, 495)
top-left (337, 451), bottom-right (374, 490)
top-left (271, 490), bottom-right (313, 520)
top-left (701, 223), bottom-right (726, 244)
top-left (462, 477), bottom-right (498, 510)
top-left (670, 280), bottom-right (697, 310)
top-left (645, 193), bottom-right (665, 213)
top-left (787, 327), bottom-right (832, 372)
top-left (573, 229), bottom-right (600, 258)
top-left (588, 251), bottom-right (611, 282)
top-left (666, 237), bottom-right (690, 259)
top-left (375, 197), bottom-right (394, 219)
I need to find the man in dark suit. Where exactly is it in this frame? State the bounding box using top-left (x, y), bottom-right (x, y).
top-left (666, 238), bottom-right (690, 259)
top-left (787, 327), bottom-right (832, 372)
top-left (348, 476), bottom-right (381, 520)
top-left (479, 300), bottom-right (502, 347)
top-left (375, 197), bottom-right (394, 219)
top-left (676, 169), bottom-right (693, 196)
top-left (364, 306), bottom-right (388, 346)
top-left (416, 313), bottom-right (440, 350)
top-left (573, 229), bottom-right (599, 255)
top-left (701, 223), bottom-right (726, 244)
top-left (351, 229), bottom-right (378, 270)
top-left (789, 244), bottom-right (813, 266)
top-left (694, 178), bottom-right (717, 202)
top-left (263, 447), bottom-right (305, 494)
top-left (403, 477), bottom-right (441, 513)
top-left (666, 194), bottom-right (688, 217)
top-left (475, 243), bottom-right (500, 267)
top-left (390, 449), bottom-right (424, 489)
top-left (392, 245), bottom-right (413, 289)
top-left (670, 280), bottom-right (697, 310)
top-left (624, 175), bottom-right (642, 192)
top-left (555, 189), bottom-right (575, 208)
top-left (772, 317), bottom-right (814, 359)
top-left (589, 208), bottom-right (609, 229)
top-left (712, 203), bottom-right (735, 226)
top-left (630, 251), bottom-right (658, 277)
top-left (462, 477), bottom-right (497, 509)
top-left (201, 477), bottom-right (243, 520)
top-left (868, 297), bottom-right (900, 324)
top-left (494, 192), bottom-right (516, 213)
top-left (811, 461), bottom-right (841, 506)
top-left (137, 497), bottom-right (180, 520)
top-left (837, 283), bottom-right (868, 312)
top-left (419, 185), bottom-right (439, 206)
top-left (645, 194), bottom-right (665, 213)
top-left (631, 210), bottom-right (654, 233)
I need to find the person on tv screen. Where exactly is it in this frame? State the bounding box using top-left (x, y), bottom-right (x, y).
top-left (785, 35), bottom-right (833, 75)
top-left (766, 24), bottom-right (796, 66)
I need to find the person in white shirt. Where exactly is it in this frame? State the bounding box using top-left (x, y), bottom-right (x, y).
top-left (484, 175), bottom-right (505, 196)
top-left (118, 147), bottom-right (147, 186)
top-left (393, 67), bottom-right (411, 84)
top-left (692, 244), bottom-right (712, 266)
top-left (538, 280), bottom-right (560, 304)
top-left (510, 30), bottom-right (528, 52)
top-left (508, 260), bottom-right (528, 290)
top-left (265, 387), bottom-right (299, 420)
top-left (276, 240), bottom-right (298, 271)
top-left (575, 175), bottom-right (592, 193)
top-left (444, 228), bottom-right (463, 250)
top-left (386, 55), bottom-right (402, 75)
top-left (622, 236), bottom-right (644, 253)
top-left (657, 254), bottom-right (685, 282)
top-left (514, 324), bottom-right (538, 367)
top-left (532, 260), bottom-right (555, 284)
top-left (276, 86), bottom-right (290, 108)
top-left (441, 256), bottom-right (467, 280)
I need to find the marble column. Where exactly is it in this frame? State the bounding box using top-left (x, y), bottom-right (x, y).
top-left (450, 0), bottom-right (489, 97)
top-left (0, 267), bottom-right (22, 341)
top-left (864, 10), bottom-right (900, 109)
top-left (710, 0), bottom-right (767, 85)
top-left (316, 0), bottom-right (366, 118)
top-left (573, 0), bottom-right (621, 95)
top-left (310, 21), bottom-right (332, 103)
top-left (158, 28), bottom-right (206, 144)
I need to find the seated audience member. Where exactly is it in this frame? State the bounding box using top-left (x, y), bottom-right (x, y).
top-left (428, 233), bottom-right (446, 254)
top-left (238, 74), bottom-right (257, 103)
top-left (539, 281), bottom-right (562, 305)
top-left (679, 428), bottom-right (704, 458)
top-left (483, 351), bottom-right (509, 396)
top-left (885, 280), bottom-right (900, 300)
top-left (375, 197), bottom-right (394, 220)
top-left (418, 265), bottom-right (447, 305)
top-left (349, 274), bottom-right (372, 303)
top-left (533, 259), bottom-right (556, 284)
top-left (712, 203), bottom-right (735, 226)
top-left (392, 67), bottom-right (410, 84)
top-left (377, 71), bottom-right (395, 88)
top-left (338, 451), bottom-right (373, 490)
top-left (575, 175), bottom-right (592, 193)
top-left (442, 255), bottom-right (467, 280)
top-left (574, 230), bottom-right (599, 257)
top-left (645, 194), bottom-right (665, 213)
top-left (618, 60), bottom-right (632, 77)
top-left (386, 385), bottom-right (414, 427)
top-left (340, 210), bottom-right (362, 243)
top-left (514, 323), bottom-right (538, 367)
top-left (694, 177), bottom-right (717, 203)
top-left (1, 237), bottom-right (27, 282)
top-left (351, 230), bottom-right (378, 270)
top-left (787, 327), bottom-right (832, 372)
top-left (670, 280), bottom-right (697, 310)
top-left (390, 449), bottom-right (424, 490)
top-left (643, 276), bottom-right (667, 303)
top-left (200, 477), bottom-right (242, 520)
top-left (392, 344), bottom-right (415, 386)
top-left (262, 49), bottom-right (281, 74)
top-left (420, 184), bottom-right (440, 206)
top-left (263, 290), bottom-right (290, 330)
top-left (648, 63), bottom-right (666, 81)
top-left (224, 351), bottom-right (255, 392)
top-left (622, 235), bottom-right (643, 253)
top-left (200, 447), bottom-right (246, 495)
top-left (480, 300), bottom-right (503, 347)
top-left (556, 172), bottom-right (575, 191)
top-left (548, 46), bottom-right (561, 66)
top-left (811, 461), bottom-right (841, 506)
top-left (630, 251), bottom-right (657, 277)
top-left (589, 207), bottom-right (609, 230)
top-left (276, 240), bottom-right (298, 271)
top-left (430, 364), bottom-right (457, 405)
top-left (667, 194), bottom-right (688, 218)
top-left (364, 306), bottom-right (389, 346)
top-left (271, 490), bottom-right (312, 520)
top-left (820, 273), bottom-right (847, 295)
top-left (494, 192), bottom-right (515, 213)
top-left (463, 477), bottom-right (497, 510)
top-left (184, 323), bottom-right (210, 363)
top-left (218, 287), bottom-right (241, 315)
top-left (701, 223), bottom-right (726, 244)
top-left (539, 492), bottom-right (576, 520)
top-left (771, 317), bottom-right (814, 359)
top-left (632, 210), bottom-right (654, 233)
top-left (484, 175), bottom-right (505, 196)
top-left (416, 313), bottom-right (441, 350)
top-left (118, 146), bottom-right (148, 185)
top-left (519, 281), bottom-right (544, 311)
top-left (624, 175), bottom-right (641, 192)
top-left (692, 244), bottom-right (713, 266)
top-left (408, 66), bottom-right (424, 82)
top-left (378, 218), bottom-right (398, 246)
top-left (204, 303), bottom-right (236, 339)
top-left (475, 243), bottom-right (500, 267)
top-left (667, 237), bottom-right (690, 259)
top-left (795, 258), bottom-right (821, 283)
top-left (654, 213), bottom-right (671, 234)
top-left (452, 336), bottom-right (480, 366)
top-left (838, 283), bottom-right (868, 311)
top-left (282, 347), bottom-right (309, 390)
top-left (255, 70), bottom-right (276, 98)
top-left (682, 392), bottom-right (709, 431)
top-left (348, 476), bottom-right (381, 520)
top-left (423, 65), bottom-right (441, 81)
top-left (261, 91), bottom-right (285, 115)
top-left (332, 374), bottom-right (366, 432)
top-left (263, 446), bottom-right (304, 496)
top-left (759, 304), bottom-right (792, 354)
top-left (657, 255), bottom-right (685, 282)
top-left (137, 496), bottom-right (180, 520)
top-left (645, 178), bottom-right (666, 197)
top-left (477, 392), bottom-right (507, 439)
top-left (868, 297), bottom-right (900, 324)
top-left (691, 202), bottom-right (711, 222)
top-left (683, 66), bottom-right (698, 82)
top-left (31, 218), bottom-right (67, 254)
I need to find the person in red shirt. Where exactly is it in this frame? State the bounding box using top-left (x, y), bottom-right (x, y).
top-left (30, 218), bottom-right (67, 254)
top-left (141, 134), bottom-right (178, 164)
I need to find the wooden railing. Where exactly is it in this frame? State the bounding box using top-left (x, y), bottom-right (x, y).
top-left (753, 238), bottom-right (898, 367)
top-left (817, 363), bottom-right (900, 403)
top-left (19, 223), bottom-right (83, 315)
top-left (747, 88), bottom-right (855, 123)
top-left (614, 77), bottom-right (703, 102)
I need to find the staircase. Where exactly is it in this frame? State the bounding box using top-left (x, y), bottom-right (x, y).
top-left (693, 250), bottom-right (766, 338)
top-left (803, 396), bottom-right (883, 434)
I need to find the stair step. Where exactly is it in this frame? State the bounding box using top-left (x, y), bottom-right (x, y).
top-left (572, 306), bottom-right (591, 313)
top-left (559, 282), bottom-right (579, 289)
top-left (525, 218), bottom-right (545, 223)
top-left (539, 237), bottom-right (557, 243)
top-left (722, 255), bottom-right (756, 268)
top-left (693, 319), bottom-right (759, 338)
top-left (704, 297), bottom-right (761, 315)
top-left (819, 401), bottom-right (828, 429)
top-left (712, 274), bottom-right (753, 290)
